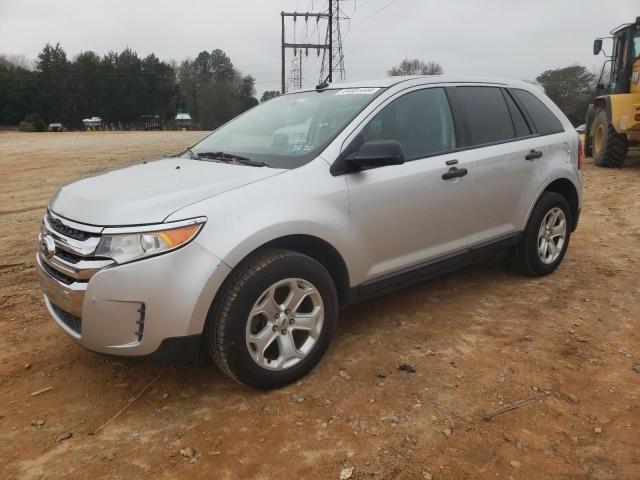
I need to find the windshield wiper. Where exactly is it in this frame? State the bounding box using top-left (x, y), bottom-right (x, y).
top-left (196, 151), bottom-right (268, 167)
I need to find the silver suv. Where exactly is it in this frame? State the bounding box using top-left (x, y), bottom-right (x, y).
top-left (37, 76), bottom-right (583, 389)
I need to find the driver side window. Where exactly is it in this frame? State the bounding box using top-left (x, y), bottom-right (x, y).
top-left (360, 88), bottom-right (456, 160)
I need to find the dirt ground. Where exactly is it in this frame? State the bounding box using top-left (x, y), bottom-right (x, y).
top-left (1, 131), bottom-right (639, 480)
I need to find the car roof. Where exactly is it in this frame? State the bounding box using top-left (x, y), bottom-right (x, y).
top-left (296, 75), bottom-right (534, 93)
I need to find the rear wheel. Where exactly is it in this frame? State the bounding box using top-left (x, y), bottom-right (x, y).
top-left (509, 192), bottom-right (572, 277)
top-left (205, 248), bottom-right (338, 389)
top-left (591, 109), bottom-right (628, 167)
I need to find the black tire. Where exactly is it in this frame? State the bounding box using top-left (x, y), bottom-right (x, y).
top-left (591, 109), bottom-right (628, 167)
top-left (205, 248), bottom-right (338, 389)
top-left (509, 192), bottom-right (572, 277)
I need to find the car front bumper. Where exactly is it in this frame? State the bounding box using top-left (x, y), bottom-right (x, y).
top-left (38, 240), bottom-right (231, 360)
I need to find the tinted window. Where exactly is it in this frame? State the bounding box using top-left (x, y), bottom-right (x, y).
top-left (504, 90), bottom-right (531, 138)
top-left (360, 88), bottom-right (456, 160)
top-left (456, 86), bottom-right (514, 145)
top-left (511, 89), bottom-right (564, 135)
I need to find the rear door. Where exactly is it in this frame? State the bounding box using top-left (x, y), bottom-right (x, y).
top-left (451, 86), bottom-right (554, 246)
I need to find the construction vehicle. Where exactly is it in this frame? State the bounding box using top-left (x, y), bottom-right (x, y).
top-left (585, 17), bottom-right (640, 167)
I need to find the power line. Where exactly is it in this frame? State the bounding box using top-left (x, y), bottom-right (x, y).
top-left (349, 0), bottom-right (398, 30)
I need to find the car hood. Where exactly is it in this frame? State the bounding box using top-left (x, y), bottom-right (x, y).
top-left (50, 157), bottom-right (285, 226)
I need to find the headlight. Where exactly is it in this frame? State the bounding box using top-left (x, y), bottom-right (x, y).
top-left (96, 219), bottom-right (205, 264)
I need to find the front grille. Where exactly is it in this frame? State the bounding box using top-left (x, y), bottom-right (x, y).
top-left (41, 260), bottom-right (75, 285)
top-left (47, 215), bottom-right (98, 241)
top-left (50, 301), bottom-right (81, 334)
top-left (54, 248), bottom-right (83, 264)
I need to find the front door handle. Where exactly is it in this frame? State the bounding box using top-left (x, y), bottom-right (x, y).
top-left (525, 149), bottom-right (543, 161)
top-left (442, 166), bottom-right (468, 180)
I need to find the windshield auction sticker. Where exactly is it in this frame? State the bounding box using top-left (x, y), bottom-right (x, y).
top-left (335, 88), bottom-right (380, 95)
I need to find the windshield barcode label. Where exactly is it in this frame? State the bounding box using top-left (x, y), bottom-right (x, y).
top-left (335, 88), bottom-right (380, 95)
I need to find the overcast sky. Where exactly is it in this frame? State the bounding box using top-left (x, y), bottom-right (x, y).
top-left (1, 0), bottom-right (638, 95)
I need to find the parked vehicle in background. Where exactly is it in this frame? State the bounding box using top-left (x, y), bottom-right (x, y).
top-left (175, 109), bottom-right (192, 131)
top-left (140, 115), bottom-right (162, 131)
top-left (47, 123), bottom-right (65, 132)
top-left (37, 76), bottom-right (582, 389)
top-left (585, 17), bottom-right (640, 166)
top-left (82, 116), bottom-right (102, 130)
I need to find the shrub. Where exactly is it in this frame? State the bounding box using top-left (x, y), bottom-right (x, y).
top-left (22, 113), bottom-right (46, 132)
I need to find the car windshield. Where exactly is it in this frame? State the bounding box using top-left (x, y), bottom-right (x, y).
top-left (190, 87), bottom-right (385, 169)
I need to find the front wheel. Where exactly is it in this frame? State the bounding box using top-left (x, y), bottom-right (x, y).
top-left (509, 192), bottom-right (572, 277)
top-left (205, 248), bottom-right (338, 389)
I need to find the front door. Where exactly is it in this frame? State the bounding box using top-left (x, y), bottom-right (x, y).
top-left (344, 87), bottom-right (474, 284)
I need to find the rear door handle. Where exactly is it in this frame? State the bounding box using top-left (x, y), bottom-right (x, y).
top-left (442, 166), bottom-right (468, 180)
top-left (525, 149), bottom-right (543, 161)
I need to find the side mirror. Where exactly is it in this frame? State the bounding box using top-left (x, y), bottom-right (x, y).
top-left (344, 140), bottom-right (406, 172)
top-left (593, 39), bottom-right (603, 55)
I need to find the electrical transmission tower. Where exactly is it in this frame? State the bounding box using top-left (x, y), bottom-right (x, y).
top-left (288, 55), bottom-right (303, 92)
top-left (320, 0), bottom-right (348, 83)
top-left (280, 1), bottom-right (348, 93)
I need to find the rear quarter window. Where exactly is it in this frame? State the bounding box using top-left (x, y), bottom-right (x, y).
top-left (510, 89), bottom-right (565, 136)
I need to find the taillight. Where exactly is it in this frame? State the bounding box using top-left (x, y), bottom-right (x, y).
top-left (578, 140), bottom-right (584, 170)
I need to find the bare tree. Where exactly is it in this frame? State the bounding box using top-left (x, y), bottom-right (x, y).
top-left (388, 58), bottom-right (443, 76)
top-left (0, 54), bottom-right (32, 70)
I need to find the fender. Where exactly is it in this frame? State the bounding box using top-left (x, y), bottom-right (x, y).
top-left (521, 174), bottom-right (581, 233)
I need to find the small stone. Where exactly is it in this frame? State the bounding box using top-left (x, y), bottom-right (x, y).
top-left (339, 370), bottom-right (351, 380)
top-left (24, 363), bottom-right (31, 369)
top-left (426, 349), bottom-right (435, 355)
top-left (340, 466), bottom-right (354, 479)
top-left (398, 363), bottom-right (416, 373)
top-left (515, 441), bottom-right (523, 451)
top-left (633, 363), bottom-right (640, 373)
top-left (31, 419), bottom-right (45, 427)
top-left (189, 457), bottom-right (198, 464)
top-left (263, 404), bottom-right (273, 413)
top-left (423, 473), bottom-right (433, 480)
top-left (55, 432), bottom-right (72, 443)
top-left (523, 335), bottom-right (534, 342)
top-left (576, 336), bottom-right (588, 343)
top-left (442, 428), bottom-right (452, 437)
top-left (376, 381), bottom-right (385, 388)
top-left (291, 395), bottom-right (304, 404)
top-left (375, 372), bottom-right (387, 379)
top-left (180, 447), bottom-right (195, 458)
top-left (162, 393), bottom-right (169, 399)
top-left (570, 436), bottom-right (578, 445)
top-left (568, 394), bottom-right (578, 403)
top-left (594, 427), bottom-right (602, 434)
top-left (509, 460), bottom-right (522, 469)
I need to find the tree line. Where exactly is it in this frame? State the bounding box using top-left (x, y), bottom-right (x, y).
top-left (388, 58), bottom-right (596, 126)
top-left (0, 43), bottom-right (261, 130)
top-left (0, 45), bottom-right (597, 132)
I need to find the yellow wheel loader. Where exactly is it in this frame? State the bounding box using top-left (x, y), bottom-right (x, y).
top-left (585, 18), bottom-right (640, 167)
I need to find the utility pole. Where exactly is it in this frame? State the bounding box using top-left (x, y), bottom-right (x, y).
top-left (328, 1), bottom-right (333, 83)
top-left (281, 3), bottom-right (344, 93)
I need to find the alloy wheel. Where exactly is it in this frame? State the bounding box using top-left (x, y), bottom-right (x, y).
top-left (245, 278), bottom-right (324, 371)
top-left (537, 207), bottom-right (567, 264)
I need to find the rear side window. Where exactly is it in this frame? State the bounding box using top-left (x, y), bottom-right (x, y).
top-left (510, 89), bottom-right (564, 135)
top-left (504, 91), bottom-right (532, 138)
top-left (455, 86), bottom-right (515, 145)
top-left (360, 87), bottom-right (456, 160)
